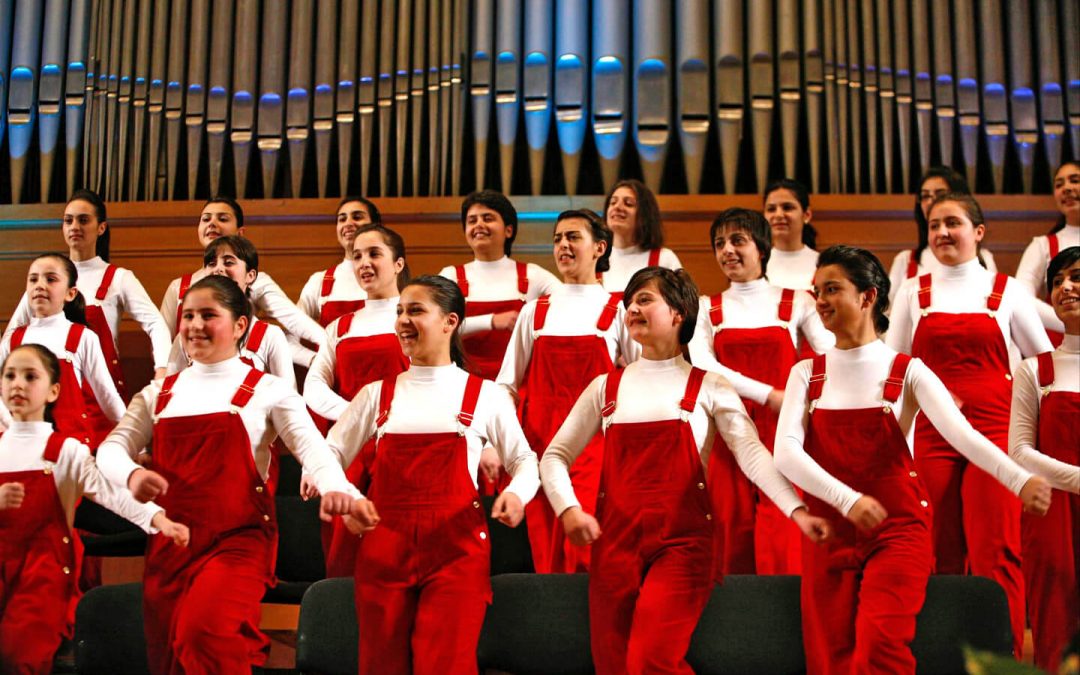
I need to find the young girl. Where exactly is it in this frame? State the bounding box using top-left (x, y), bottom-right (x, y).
top-left (775, 245), bottom-right (1050, 675)
top-left (497, 209), bottom-right (638, 574)
top-left (325, 275), bottom-right (539, 675)
top-left (887, 167), bottom-right (998, 305)
top-left (0, 343), bottom-right (187, 675)
top-left (886, 193), bottom-right (1052, 656)
top-left (541, 267), bottom-right (828, 675)
top-left (0, 255), bottom-right (125, 448)
top-left (96, 275), bottom-right (359, 675)
top-left (303, 223), bottom-right (411, 577)
top-left (688, 208), bottom-right (835, 576)
top-left (1009, 245), bottom-right (1080, 672)
top-left (1014, 160), bottom-right (1079, 334)
top-left (600, 179), bottom-right (682, 296)
top-left (166, 236), bottom-right (294, 388)
top-left (762, 178), bottom-right (820, 291)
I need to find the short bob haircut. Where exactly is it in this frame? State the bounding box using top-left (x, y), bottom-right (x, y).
top-left (1047, 245), bottom-right (1080, 296)
top-left (460, 190), bottom-right (518, 256)
top-left (624, 267), bottom-right (700, 345)
top-left (710, 208), bottom-right (772, 278)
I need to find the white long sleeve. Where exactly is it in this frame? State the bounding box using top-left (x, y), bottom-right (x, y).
top-left (96, 356), bottom-right (359, 498)
top-left (601, 246), bottom-right (682, 293)
top-left (166, 321), bottom-right (296, 389)
top-left (687, 280), bottom-right (835, 404)
top-left (540, 356), bottom-right (805, 518)
top-left (327, 365), bottom-right (540, 502)
top-left (495, 284), bottom-right (640, 398)
top-left (775, 341), bottom-right (1034, 518)
top-left (885, 258), bottom-right (1052, 367)
top-left (766, 247), bottom-right (819, 291)
top-left (437, 257), bottom-right (562, 336)
top-left (1008, 334), bottom-right (1080, 493)
top-left (887, 247), bottom-right (999, 305)
top-left (303, 297), bottom-right (400, 421)
top-left (1015, 226), bottom-right (1078, 332)
top-left (0, 421), bottom-right (162, 531)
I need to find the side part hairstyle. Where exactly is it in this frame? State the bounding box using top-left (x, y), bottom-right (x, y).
top-left (460, 190), bottom-right (519, 256)
top-left (33, 253), bottom-right (87, 327)
top-left (604, 178), bottom-right (664, 249)
top-left (354, 223), bottom-right (411, 290)
top-left (1050, 160), bottom-right (1080, 235)
top-left (624, 267), bottom-right (701, 345)
top-left (816, 245), bottom-right (892, 335)
top-left (913, 166), bottom-right (970, 260)
top-left (402, 275), bottom-right (471, 371)
top-left (183, 275), bottom-right (253, 344)
top-left (203, 235), bottom-right (260, 274)
top-left (555, 209), bottom-right (614, 273)
top-left (337, 195), bottom-right (382, 226)
top-left (204, 196), bottom-right (245, 229)
top-left (1047, 245), bottom-right (1080, 295)
top-left (764, 178), bottom-right (818, 250)
top-left (710, 207), bottom-right (773, 276)
top-left (67, 188), bottom-right (110, 262)
top-left (3, 344), bottom-right (62, 425)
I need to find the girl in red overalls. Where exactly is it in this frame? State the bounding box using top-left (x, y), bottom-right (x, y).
top-left (96, 275), bottom-right (358, 675)
top-left (886, 193), bottom-right (1053, 656)
top-left (0, 255), bottom-right (124, 448)
top-left (497, 209), bottom-right (638, 573)
top-left (688, 208), bottom-right (835, 576)
top-left (1009, 245), bottom-right (1080, 672)
top-left (543, 267), bottom-right (829, 675)
top-left (438, 190), bottom-right (560, 493)
top-left (0, 343), bottom-right (187, 675)
top-left (775, 245), bottom-right (1051, 675)
top-left (762, 179), bottom-right (820, 292)
top-left (326, 275), bottom-right (539, 675)
top-left (303, 223), bottom-right (411, 577)
top-left (601, 179), bottom-right (682, 296)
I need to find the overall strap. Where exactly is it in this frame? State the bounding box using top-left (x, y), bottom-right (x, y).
top-left (155, 373), bottom-right (182, 415)
top-left (987, 273), bottom-right (1008, 312)
top-left (10, 326), bottom-right (26, 348)
top-left (882, 354), bottom-right (912, 403)
top-left (778, 288), bottom-right (795, 323)
top-left (917, 274), bottom-right (933, 310)
top-left (245, 320), bottom-right (268, 353)
top-left (44, 432), bottom-right (67, 463)
top-left (515, 261), bottom-right (529, 296)
top-left (601, 368), bottom-right (626, 418)
top-left (1048, 233), bottom-right (1060, 260)
top-left (906, 249), bottom-right (919, 279)
top-left (375, 375), bottom-right (397, 428)
top-left (96, 265), bottom-right (119, 301)
top-left (176, 274), bottom-right (193, 327)
top-left (65, 324), bottom-right (85, 354)
top-left (320, 267), bottom-right (336, 298)
top-left (1036, 351), bottom-right (1055, 388)
top-left (336, 311), bottom-right (355, 338)
top-left (457, 374), bottom-right (483, 429)
top-left (230, 368), bottom-right (266, 409)
top-left (808, 354), bottom-right (828, 404)
top-left (596, 293), bottom-right (621, 331)
top-left (455, 265), bottom-right (469, 297)
top-left (647, 249), bottom-right (661, 267)
top-left (533, 295), bottom-right (551, 330)
top-left (679, 367), bottom-right (707, 415)
top-left (708, 293), bottom-right (724, 327)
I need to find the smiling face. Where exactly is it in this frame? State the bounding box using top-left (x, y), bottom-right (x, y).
top-left (919, 176), bottom-right (951, 219)
top-left (395, 285), bottom-right (457, 364)
top-left (464, 204), bottom-right (512, 259)
top-left (624, 279), bottom-right (682, 349)
top-left (205, 245), bottom-right (257, 293)
top-left (553, 217), bottom-right (606, 282)
top-left (927, 200), bottom-right (984, 266)
top-left (179, 288), bottom-right (247, 364)
top-left (813, 264), bottom-right (873, 335)
top-left (26, 257), bottom-right (78, 318)
top-left (713, 225), bottom-right (764, 283)
top-left (1053, 163), bottom-right (1080, 226)
top-left (606, 186), bottom-right (639, 244)
top-left (352, 230), bottom-right (405, 298)
top-left (336, 200), bottom-right (375, 254)
top-left (1, 348), bottom-right (60, 422)
top-left (764, 188), bottom-right (810, 247)
top-left (62, 199), bottom-right (106, 255)
top-left (198, 203), bottom-right (243, 248)
top-left (1050, 258), bottom-right (1080, 333)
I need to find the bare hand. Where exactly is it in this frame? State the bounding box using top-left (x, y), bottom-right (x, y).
top-left (492, 310), bottom-right (520, 331)
top-left (766, 388), bottom-right (785, 413)
top-left (319, 491), bottom-right (355, 521)
top-left (791, 507), bottom-right (832, 543)
top-left (0, 482), bottom-right (25, 510)
top-left (560, 506), bottom-right (601, 546)
top-left (479, 446), bottom-right (502, 485)
top-left (153, 367), bottom-right (168, 380)
top-left (349, 498), bottom-right (381, 532)
top-left (300, 474), bottom-right (321, 500)
top-left (1019, 475), bottom-right (1052, 516)
top-left (151, 512), bottom-right (191, 547)
top-left (846, 495), bottom-right (888, 531)
top-left (491, 492), bottom-right (524, 527)
top-left (128, 469), bottom-right (168, 502)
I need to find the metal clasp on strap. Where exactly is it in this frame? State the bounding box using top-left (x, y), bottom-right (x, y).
top-left (456, 411), bottom-right (474, 436)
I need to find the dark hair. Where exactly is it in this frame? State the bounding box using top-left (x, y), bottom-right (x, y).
top-left (3, 344), bottom-right (62, 425)
top-left (764, 178), bottom-right (817, 250)
top-left (624, 267), bottom-right (701, 345)
top-left (1050, 160), bottom-right (1080, 235)
top-left (402, 275), bottom-right (471, 370)
top-left (67, 189), bottom-right (110, 262)
top-left (555, 209), bottom-right (614, 273)
top-left (353, 223), bottom-right (411, 290)
top-left (913, 166), bottom-right (970, 260)
top-left (183, 275), bottom-right (253, 345)
top-left (1046, 245), bottom-right (1080, 295)
top-left (604, 179), bottom-right (664, 249)
top-left (710, 208), bottom-right (772, 278)
top-left (31, 253), bottom-right (87, 326)
top-left (460, 190), bottom-right (518, 256)
top-left (817, 245), bottom-right (891, 334)
top-left (337, 195), bottom-right (382, 226)
top-left (203, 196), bottom-right (244, 229)
top-left (203, 235), bottom-right (260, 274)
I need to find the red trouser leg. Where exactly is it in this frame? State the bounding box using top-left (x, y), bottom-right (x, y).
top-left (961, 464), bottom-right (1025, 657)
top-left (708, 444), bottom-right (756, 576)
top-left (356, 583), bottom-right (418, 675)
top-left (914, 449), bottom-right (967, 574)
top-left (754, 492), bottom-right (803, 575)
top-left (1022, 491), bottom-right (1079, 672)
top-left (589, 551), bottom-right (642, 675)
top-left (624, 542), bottom-right (713, 675)
top-left (525, 492), bottom-right (556, 574)
top-left (0, 561), bottom-right (70, 675)
top-left (801, 540), bottom-right (858, 675)
top-left (411, 558), bottom-right (490, 675)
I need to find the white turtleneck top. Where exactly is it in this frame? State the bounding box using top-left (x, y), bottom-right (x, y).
top-left (437, 256), bottom-right (562, 336)
top-left (304, 297), bottom-right (402, 421)
top-left (165, 320), bottom-right (295, 389)
top-left (0, 420), bottom-right (162, 531)
top-left (775, 341), bottom-right (1034, 517)
top-left (495, 284), bottom-right (640, 398)
top-left (1008, 333), bottom-right (1080, 493)
top-left (1014, 224), bottom-right (1078, 332)
top-left (766, 246), bottom-right (820, 291)
top-left (688, 278), bottom-right (835, 404)
top-left (0, 312), bottom-right (126, 425)
top-left (887, 247), bottom-right (998, 305)
top-left (291, 258), bottom-right (368, 366)
top-left (886, 258), bottom-right (1052, 368)
top-left (327, 364), bottom-right (540, 502)
top-left (96, 356), bottom-right (359, 499)
top-left (539, 356), bottom-right (805, 518)
top-left (600, 246), bottom-right (682, 293)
